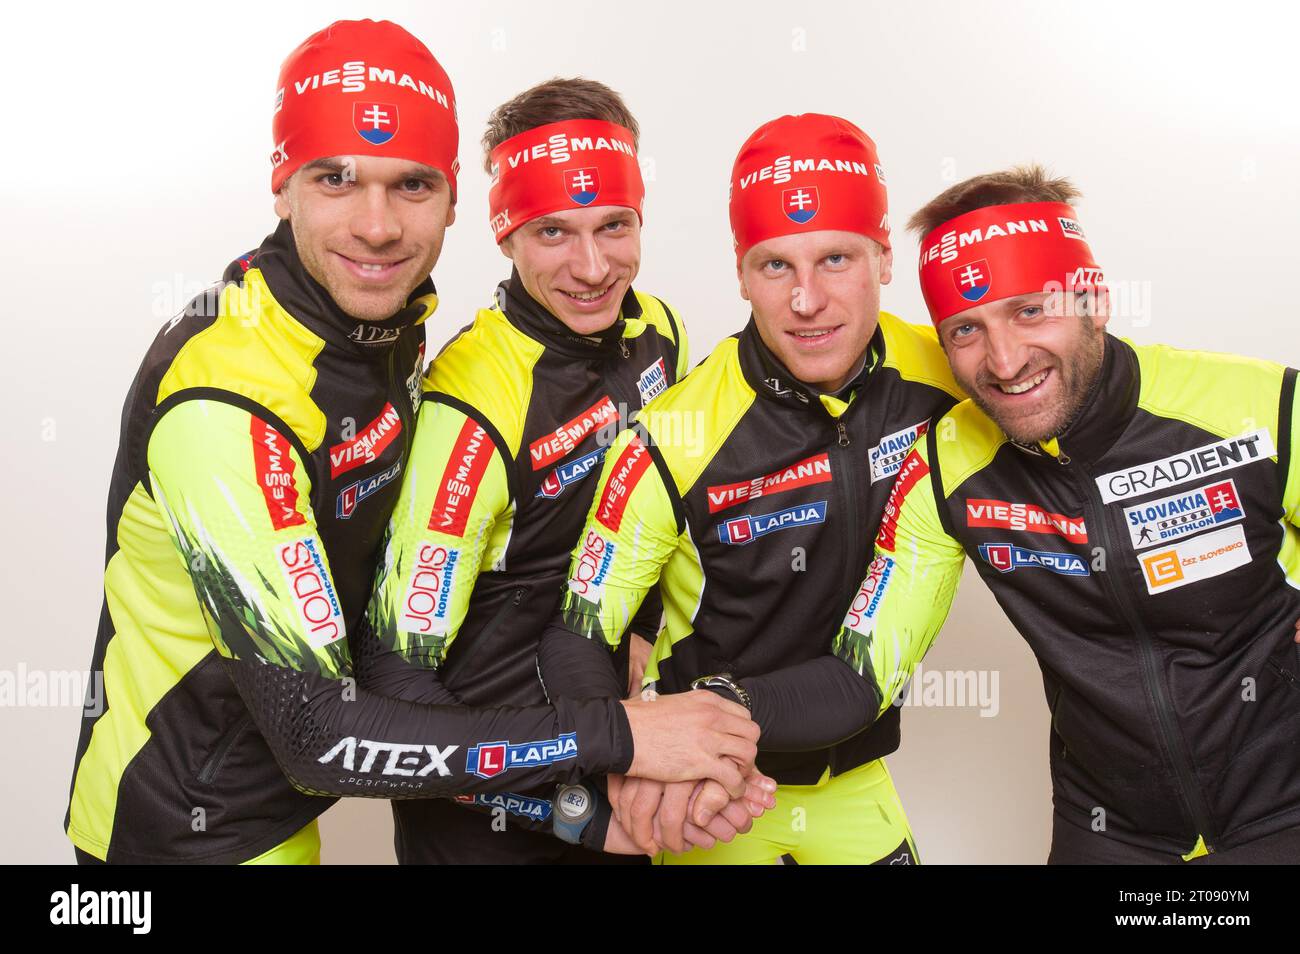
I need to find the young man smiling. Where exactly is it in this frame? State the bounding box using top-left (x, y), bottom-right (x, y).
top-left (67, 25), bottom-right (757, 865)
top-left (363, 78), bottom-right (772, 863)
top-left (838, 166), bottom-right (1300, 863)
top-left (536, 114), bottom-right (965, 864)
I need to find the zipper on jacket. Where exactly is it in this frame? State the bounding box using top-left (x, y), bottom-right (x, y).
top-left (1268, 658), bottom-right (1300, 691)
top-left (198, 714), bottom-right (252, 784)
top-left (448, 585), bottom-right (528, 676)
top-left (604, 334), bottom-right (647, 433)
top-left (1061, 454), bottom-right (1219, 852)
top-left (829, 411), bottom-right (860, 775)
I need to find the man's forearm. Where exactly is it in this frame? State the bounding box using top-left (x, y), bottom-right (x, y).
top-left (740, 655), bottom-right (881, 751)
top-left (538, 621), bottom-right (626, 701)
top-left (224, 655), bottom-right (634, 798)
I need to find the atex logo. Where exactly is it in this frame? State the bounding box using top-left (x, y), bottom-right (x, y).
top-left (50, 885), bottom-right (151, 934)
top-left (318, 737), bottom-right (459, 777)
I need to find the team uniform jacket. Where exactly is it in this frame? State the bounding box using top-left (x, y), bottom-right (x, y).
top-left (841, 334), bottom-right (1300, 857)
top-left (66, 223), bottom-right (635, 864)
top-left (361, 272), bottom-right (686, 841)
top-left (540, 314), bottom-right (963, 784)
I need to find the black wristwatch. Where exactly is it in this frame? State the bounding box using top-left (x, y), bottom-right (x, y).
top-left (690, 673), bottom-right (752, 710)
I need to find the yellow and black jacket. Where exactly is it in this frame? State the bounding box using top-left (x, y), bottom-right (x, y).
top-left (841, 334), bottom-right (1300, 857)
top-left (361, 272), bottom-right (686, 854)
top-left (66, 223), bottom-right (635, 864)
top-left (540, 314), bottom-right (963, 784)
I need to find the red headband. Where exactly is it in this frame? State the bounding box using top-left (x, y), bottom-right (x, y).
top-left (729, 113), bottom-right (890, 265)
top-left (918, 201), bottom-right (1104, 327)
top-left (487, 119), bottom-right (645, 243)
top-left (271, 19), bottom-right (459, 196)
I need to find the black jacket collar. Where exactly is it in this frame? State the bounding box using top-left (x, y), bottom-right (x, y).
top-left (1016, 333), bottom-right (1139, 465)
top-left (736, 316), bottom-right (881, 414)
top-left (234, 219), bottom-right (435, 359)
top-left (496, 267), bottom-right (640, 360)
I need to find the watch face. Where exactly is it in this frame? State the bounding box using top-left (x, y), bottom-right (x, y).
top-left (558, 786), bottom-right (592, 820)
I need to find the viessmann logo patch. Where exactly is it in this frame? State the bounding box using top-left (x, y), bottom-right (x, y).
top-left (529, 396), bottom-right (619, 470)
top-left (718, 500), bottom-right (827, 545)
top-left (870, 421), bottom-right (929, 483)
top-left (707, 453), bottom-right (832, 514)
top-left (252, 418), bottom-right (306, 530)
top-left (1095, 429), bottom-right (1274, 504)
top-left (1123, 478), bottom-right (1245, 550)
top-left (876, 450), bottom-right (929, 553)
top-left (1139, 524), bottom-right (1251, 594)
top-left (595, 436), bottom-right (653, 532)
top-left (329, 403), bottom-right (402, 478)
top-left (428, 419), bottom-right (494, 537)
top-left (966, 498), bottom-right (1087, 544)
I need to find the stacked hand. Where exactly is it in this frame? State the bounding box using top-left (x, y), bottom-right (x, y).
top-left (604, 769), bottom-right (777, 855)
top-left (609, 646), bottom-right (777, 855)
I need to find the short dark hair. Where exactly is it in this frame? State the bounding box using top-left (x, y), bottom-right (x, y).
top-left (907, 164), bottom-right (1081, 238)
top-left (481, 77), bottom-right (640, 173)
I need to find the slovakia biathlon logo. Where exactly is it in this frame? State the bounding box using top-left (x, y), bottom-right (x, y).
top-left (564, 167), bottom-right (601, 205)
top-left (353, 102), bottom-right (399, 145)
top-left (782, 186), bottom-right (820, 224)
top-left (953, 259), bottom-right (991, 302)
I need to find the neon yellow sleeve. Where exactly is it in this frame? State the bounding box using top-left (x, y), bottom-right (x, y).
top-left (1285, 374), bottom-right (1300, 528)
top-left (367, 398), bottom-right (512, 668)
top-left (146, 397), bottom-right (350, 679)
top-left (832, 438), bottom-right (966, 716)
top-left (559, 427), bottom-right (681, 651)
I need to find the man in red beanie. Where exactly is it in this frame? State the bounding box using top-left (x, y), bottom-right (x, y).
top-left (829, 166), bottom-right (1300, 863)
top-left (538, 114), bottom-right (965, 864)
top-left (66, 20), bottom-right (760, 865)
top-left (360, 77), bottom-right (775, 864)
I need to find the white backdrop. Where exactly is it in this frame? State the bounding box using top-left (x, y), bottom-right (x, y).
top-left (3, 0), bottom-right (1298, 863)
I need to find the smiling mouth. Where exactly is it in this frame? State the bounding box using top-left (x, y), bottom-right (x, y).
top-left (336, 253), bottom-right (409, 282)
top-left (992, 368), bottom-right (1052, 396)
top-left (560, 285), bottom-right (614, 305)
top-left (786, 325), bottom-right (842, 344)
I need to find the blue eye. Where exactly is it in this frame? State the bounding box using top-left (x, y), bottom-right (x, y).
top-left (825, 254), bottom-right (845, 265)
